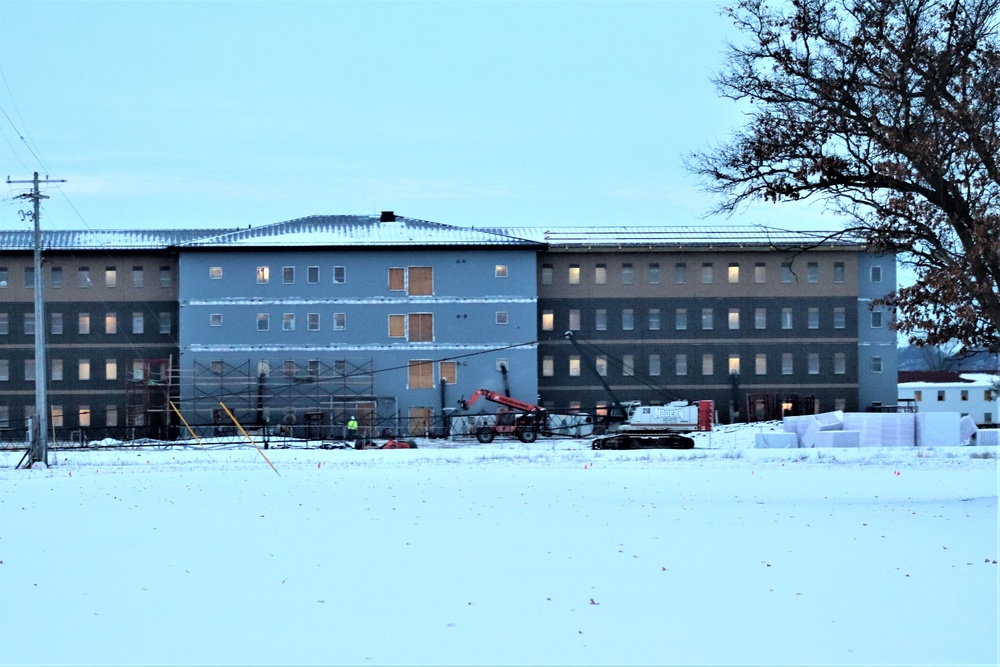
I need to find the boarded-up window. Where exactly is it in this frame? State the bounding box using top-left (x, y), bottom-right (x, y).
top-left (388, 267), bottom-right (405, 291)
top-left (408, 267), bottom-right (433, 295)
top-left (408, 360), bottom-right (433, 388)
top-left (440, 361), bottom-right (457, 385)
top-left (408, 313), bottom-right (433, 342)
top-left (388, 314), bottom-right (405, 338)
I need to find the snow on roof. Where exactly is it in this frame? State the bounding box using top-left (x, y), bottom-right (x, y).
top-left (504, 226), bottom-right (863, 248)
top-left (0, 229), bottom-right (233, 251)
top-left (177, 215), bottom-right (543, 248)
top-left (898, 372), bottom-right (1000, 387)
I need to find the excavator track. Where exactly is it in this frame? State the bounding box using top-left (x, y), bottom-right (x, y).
top-left (591, 432), bottom-right (695, 450)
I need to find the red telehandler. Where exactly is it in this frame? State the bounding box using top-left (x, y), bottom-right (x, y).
top-left (458, 389), bottom-right (594, 444)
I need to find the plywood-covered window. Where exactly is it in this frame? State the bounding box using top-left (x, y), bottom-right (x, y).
top-left (388, 314), bottom-right (405, 338)
top-left (408, 313), bottom-right (433, 342)
top-left (440, 361), bottom-right (457, 385)
top-left (389, 267), bottom-right (405, 290)
top-left (408, 360), bottom-right (433, 388)
top-left (408, 267), bottom-right (433, 295)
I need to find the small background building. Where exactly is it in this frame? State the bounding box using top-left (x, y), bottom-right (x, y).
top-left (898, 371), bottom-right (1000, 427)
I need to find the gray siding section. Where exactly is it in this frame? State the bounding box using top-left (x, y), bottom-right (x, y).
top-left (856, 253), bottom-right (899, 408)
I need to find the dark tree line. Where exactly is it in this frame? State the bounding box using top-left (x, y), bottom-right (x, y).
top-left (689, 0), bottom-right (1000, 353)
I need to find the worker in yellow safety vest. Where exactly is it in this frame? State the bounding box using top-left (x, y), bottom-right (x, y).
top-left (347, 416), bottom-right (358, 441)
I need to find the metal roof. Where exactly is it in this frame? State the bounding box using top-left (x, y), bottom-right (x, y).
top-left (177, 215), bottom-right (544, 248)
top-left (0, 229), bottom-right (233, 251)
top-left (500, 226), bottom-right (863, 249)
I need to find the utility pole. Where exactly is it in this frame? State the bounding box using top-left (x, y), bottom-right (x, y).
top-left (7, 172), bottom-right (66, 467)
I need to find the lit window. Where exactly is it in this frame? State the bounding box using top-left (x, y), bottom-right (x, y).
top-left (495, 265), bottom-right (508, 278)
top-left (568, 265), bottom-right (580, 285)
top-left (210, 267), bottom-right (223, 280)
top-left (406, 267), bottom-right (432, 295)
top-left (257, 266), bottom-right (270, 284)
top-left (596, 356), bottom-right (608, 376)
top-left (729, 354), bottom-right (741, 376)
top-left (79, 406), bottom-right (91, 428)
top-left (542, 356), bottom-right (554, 377)
top-left (728, 309), bottom-right (740, 330)
top-left (50, 406), bottom-right (62, 427)
top-left (541, 311), bottom-right (554, 331)
top-left (728, 263), bottom-right (739, 284)
top-left (106, 359), bottom-right (117, 381)
top-left (105, 313), bottom-right (117, 335)
top-left (79, 359), bottom-right (91, 381)
top-left (569, 356), bottom-right (581, 376)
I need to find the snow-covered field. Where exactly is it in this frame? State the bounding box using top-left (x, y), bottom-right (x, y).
top-left (2, 423), bottom-right (997, 665)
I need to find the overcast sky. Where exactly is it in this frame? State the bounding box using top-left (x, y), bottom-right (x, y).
top-left (0, 1), bottom-right (836, 232)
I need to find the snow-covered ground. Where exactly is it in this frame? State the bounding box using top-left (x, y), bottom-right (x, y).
top-left (1, 423), bottom-right (997, 665)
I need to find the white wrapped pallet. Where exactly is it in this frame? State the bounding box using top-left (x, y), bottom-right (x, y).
top-left (960, 416), bottom-right (979, 441)
top-left (880, 413), bottom-right (917, 447)
top-left (754, 432), bottom-right (798, 448)
top-left (813, 430), bottom-right (860, 447)
top-left (976, 429), bottom-right (999, 446)
top-left (782, 415), bottom-right (813, 446)
top-left (815, 410), bottom-right (845, 430)
top-left (916, 412), bottom-right (963, 446)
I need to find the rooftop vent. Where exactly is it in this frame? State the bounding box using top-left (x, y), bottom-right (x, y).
top-left (379, 211), bottom-right (396, 222)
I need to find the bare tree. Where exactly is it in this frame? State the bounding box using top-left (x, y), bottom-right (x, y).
top-left (688, 0), bottom-right (1000, 352)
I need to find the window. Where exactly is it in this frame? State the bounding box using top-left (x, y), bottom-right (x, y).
top-left (306, 266), bottom-right (319, 284)
top-left (781, 308), bottom-right (793, 330)
top-left (986, 390), bottom-right (994, 402)
top-left (79, 359), bottom-right (91, 381)
top-left (542, 356), bottom-right (554, 377)
top-left (675, 354), bottom-right (687, 376)
top-left (675, 308), bottom-right (687, 331)
top-left (159, 312), bottom-right (171, 334)
top-left (51, 313), bottom-right (63, 335)
top-left (50, 406), bottom-right (62, 428)
top-left (541, 310), bottom-right (554, 331)
top-left (131, 313), bottom-right (144, 334)
top-left (105, 313), bottom-right (117, 335)
top-left (159, 266), bottom-right (172, 287)
top-left (106, 359), bottom-right (117, 381)
top-left (755, 262), bottom-right (766, 283)
top-left (283, 266), bottom-right (295, 284)
top-left (79, 313), bottom-right (90, 335)
top-left (51, 359), bottom-right (63, 382)
top-left (24, 313), bottom-right (34, 336)
top-left (701, 308), bottom-right (713, 330)
top-left (541, 264), bottom-right (553, 286)
top-left (132, 266), bottom-right (144, 288)
top-left (495, 264), bottom-right (508, 278)
top-left (0, 267), bottom-right (6, 287)
top-left (648, 309), bottom-right (660, 331)
top-left (388, 314), bottom-right (405, 338)
top-left (50, 266), bottom-right (63, 288)
top-left (0, 406), bottom-right (8, 428)
top-left (25, 359), bottom-right (35, 382)
top-left (870, 265), bottom-right (883, 282)
top-left (0, 359), bottom-right (7, 381)
top-left (728, 263), bottom-right (740, 284)
top-left (755, 308), bottom-right (766, 330)
top-left (808, 353), bottom-right (820, 375)
top-left (808, 308), bottom-right (819, 329)
top-left (282, 313), bottom-right (295, 331)
top-left (622, 309), bottom-right (634, 331)
top-left (872, 356), bottom-right (883, 373)
top-left (78, 267), bottom-right (92, 288)
top-left (701, 263), bottom-right (713, 284)
top-left (782, 262), bottom-right (793, 283)
top-left (728, 309), bottom-right (740, 330)
top-left (568, 264), bottom-right (580, 285)
top-left (209, 313), bottom-right (222, 327)
top-left (308, 313), bottom-right (320, 331)
top-left (622, 355), bottom-right (634, 377)
top-left (408, 360), bottom-right (433, 389)
top-left (595, 264), bottom-right (607, 285)
top-left (210, 267), bottom-right (223, 280)
top-left (782, 353), bottom-right (793, 375)
top-left (596, 356), bottom-right (608, 377)
top-left (407, 267), bottom-right (432, 295)
top-left (333, 266), bottom-right (346, 284)
top-left (440, 361), bottom-right (457, 385)
top-left (807, 262), bottom-right (819, 283)
top-left (937, 389), bottom-right (946, 401)
top-left (0, 313), bottom-right (6, 335)
top-left (648, 263), bottom-right (660, 284)
top-left (389, 267), bottom-right (405, 291)
top-left (408, 313), bottom-right (433, 342)
top-left (595, 309), bottom-right (607, 331)
top-left (621, 263), bottom-right (634, 285)
top-left (105, 267), bottom-right (117, 288)
top-left (106, 405), bottom-right (118, 428)
top-left (77, 406), bottom-right (91, 428)
top-left (871, 310), bottom-right (883, 328)
top-left (834, 352), bottom-right (846, 375)
top-left (832, 307), bottom-right (845, 329)
top-left (257, 266), bottom-right (270, 284)
top-left (914, 390), bottom-right (923, 402)
top-left (702, 354), bottom-right (714, 375)
top-left (834, 262), bottom-right (845, 283)
top-left (569, 356), bottom-right (581, 376)
top-left (24, 266), bottom-right (34, 288)
top-left (755, 354), bottom-right (767, 375)
top-left (257, 313), bottom-right (269, 331)
top-left (334, 313), bottom-right (346, 330)
top-left (675, 262), bottom-right (687, 284)
top-left (283, 360), bottom-right (296, 376)
top-left (496, 311), bottom-right (508, 325)
top-left (729, 354), bottom-right (741, 376)
top-left (650, 354), bottom-right (661, 376)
